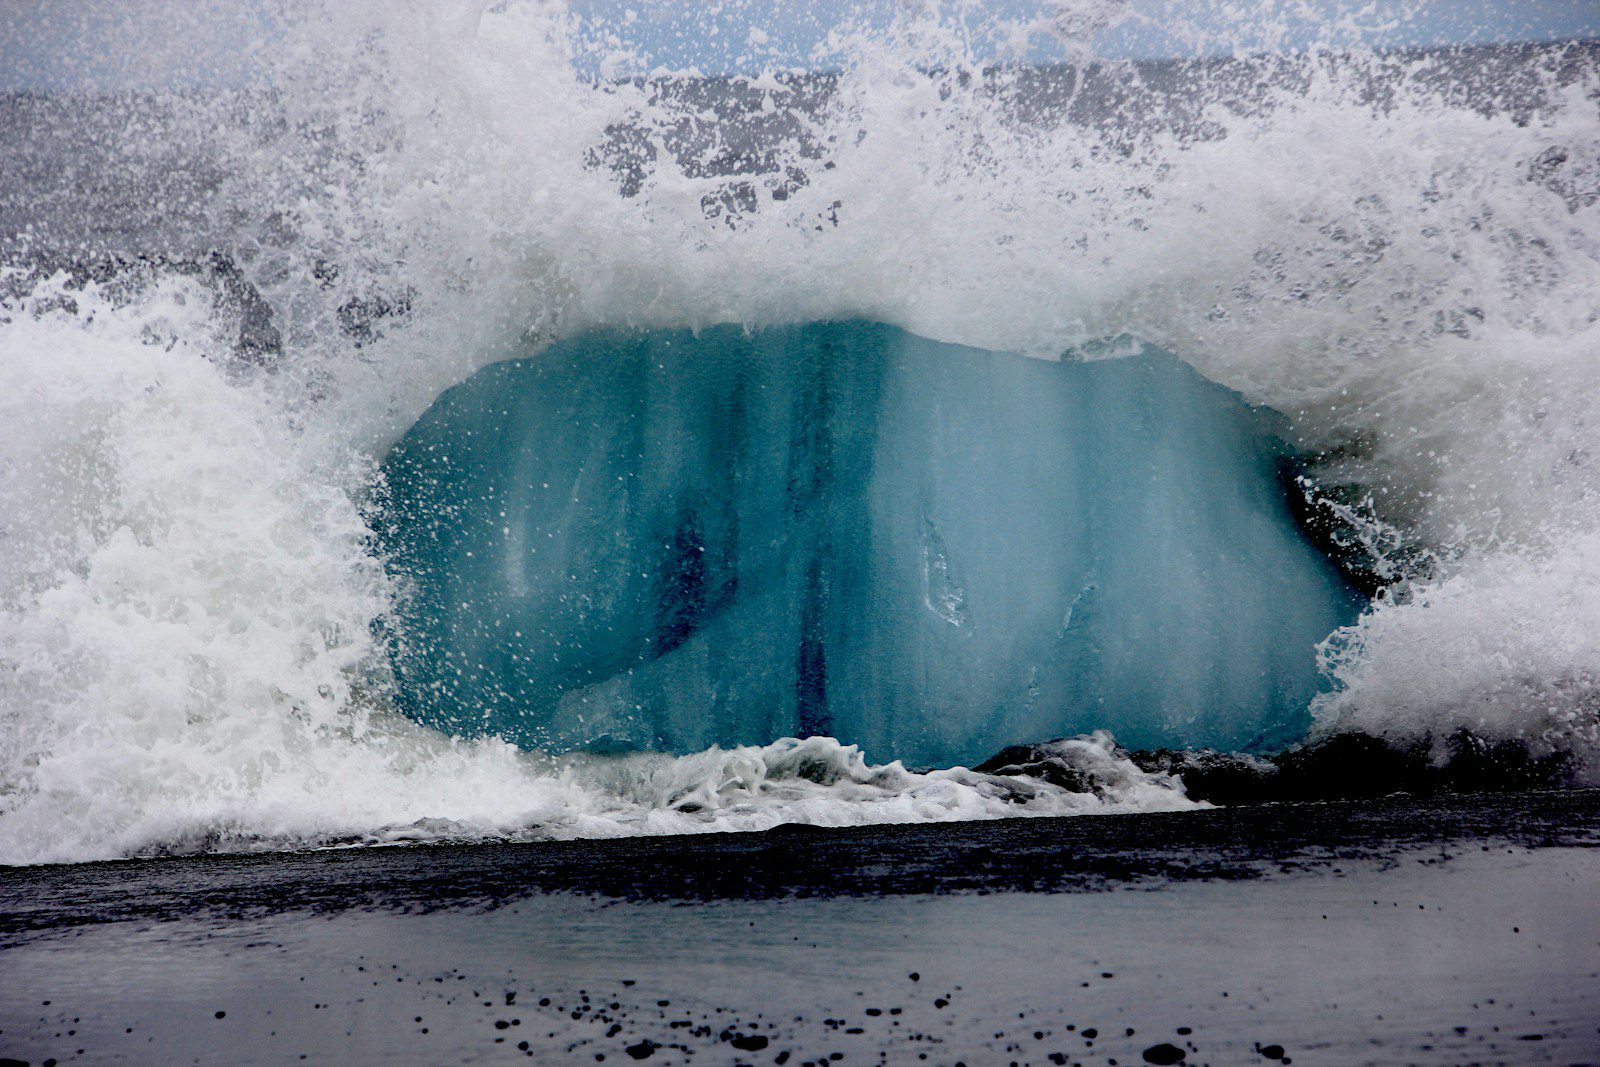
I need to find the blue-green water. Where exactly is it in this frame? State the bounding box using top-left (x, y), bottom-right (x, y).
top-left (380, 321), bottom-right (1359, 766)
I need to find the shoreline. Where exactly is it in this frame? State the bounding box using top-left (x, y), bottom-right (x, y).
top-left (3, 790), bottom-right (1598, 1065)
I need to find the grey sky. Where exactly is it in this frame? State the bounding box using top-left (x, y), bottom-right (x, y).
top-left (2, 0), bottom-right (1597, 89)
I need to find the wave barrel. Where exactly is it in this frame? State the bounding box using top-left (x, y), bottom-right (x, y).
top-left (380, 321), bottom-right (1359, 765)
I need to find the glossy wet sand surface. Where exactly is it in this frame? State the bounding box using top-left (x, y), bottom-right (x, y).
top-left (3, 791), bottom-right (1598, 1066)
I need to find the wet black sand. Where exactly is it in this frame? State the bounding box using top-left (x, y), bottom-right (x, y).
top-left (3, 790), bottom-right (1599, 1065)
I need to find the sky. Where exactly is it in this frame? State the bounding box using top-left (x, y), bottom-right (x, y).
top-left (579, 0), bottom-right (1600, 71)
top-left (2, 0), bottom-right (1598, 89)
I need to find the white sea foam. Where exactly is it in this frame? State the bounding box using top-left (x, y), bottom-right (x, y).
top-left (2, 0), bottom-right (1598, 863)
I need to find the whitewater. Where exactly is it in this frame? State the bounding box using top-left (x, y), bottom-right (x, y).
top-left (2, 0), bottom-right (1599, 865)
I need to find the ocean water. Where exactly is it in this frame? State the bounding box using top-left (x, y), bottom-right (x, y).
top-left (2, 1), bottom-right (1599, 866)
top-left (380, 322), bottom-right (1359, 765)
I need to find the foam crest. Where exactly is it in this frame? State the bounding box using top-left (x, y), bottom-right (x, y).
top-left (3, 1), bottom-right (1599, 862)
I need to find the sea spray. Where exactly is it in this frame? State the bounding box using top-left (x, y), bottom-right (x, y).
top-left (2, 1), bottom-right (1598, 863)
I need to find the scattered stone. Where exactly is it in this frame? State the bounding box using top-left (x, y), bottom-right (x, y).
top-left (984, 728), bottom-right (1575, 805)
top-left (1143, 1043), bottom-right (1186, 1065)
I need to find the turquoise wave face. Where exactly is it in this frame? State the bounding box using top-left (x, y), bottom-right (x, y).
top-left (379, 321), bottom-right (1360, 766)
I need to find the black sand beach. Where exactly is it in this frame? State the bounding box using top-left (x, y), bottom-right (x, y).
top-left (4, 791), bottom-right (1598, 1066)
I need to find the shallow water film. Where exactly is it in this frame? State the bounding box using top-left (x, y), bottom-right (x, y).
top-left (2, 2), bottom-right (1598, 1063)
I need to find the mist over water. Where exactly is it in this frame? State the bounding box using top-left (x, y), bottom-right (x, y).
top-left (2, 0), bottom-right (1598, 864)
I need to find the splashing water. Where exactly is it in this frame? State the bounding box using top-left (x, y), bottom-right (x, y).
top-left (2, 0), bottom-right (1598, 863)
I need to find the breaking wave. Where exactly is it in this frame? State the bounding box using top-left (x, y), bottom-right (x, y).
top-left (2, 0), bottom-right (1598, 864)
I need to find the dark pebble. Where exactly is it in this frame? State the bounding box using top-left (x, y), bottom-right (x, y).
top-left (1142, 1043), bottom-right (1186, 1065)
